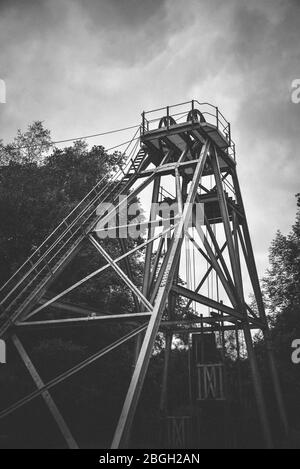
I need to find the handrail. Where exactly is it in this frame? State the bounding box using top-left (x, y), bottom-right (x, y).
top-left (143, 100), bottom-right (192, 115)
top-left (0, 173), bottom-right (108, 293)
top-left (0, 172), bottom-right (137, 310)
top-left (0, 127), bottom-right (142, 305)
top-left (141, 100), bottom-right (236, 160)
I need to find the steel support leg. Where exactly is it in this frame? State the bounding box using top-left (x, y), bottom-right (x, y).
top-left (211, 147), bottom-right (273, 448)
top-left (12, 334), bottom-right (78, 449)
top-left (111, 140), bottom-right (210, 449)
top-left (232, 168), bottom-right (289, 438)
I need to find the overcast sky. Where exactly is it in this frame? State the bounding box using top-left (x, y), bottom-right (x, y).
top-left (0, 0), bottom-right (299, 280)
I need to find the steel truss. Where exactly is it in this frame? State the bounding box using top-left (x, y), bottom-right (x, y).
top-left (0, 100), bottom-right (288, 449)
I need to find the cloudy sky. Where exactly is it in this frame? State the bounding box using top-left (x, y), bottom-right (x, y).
top-left (0, 0), bottom-right (300, 280)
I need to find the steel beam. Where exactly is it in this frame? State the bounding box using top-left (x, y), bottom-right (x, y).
top-left (232, 167), bottom-right (289, 438)
top-left (88, 235), bottom-right (153, 312)
top-left (0, 101), bottom-right (287, 451)
top-left (16, 312), bottom-right (151, 328)
top-left (148, 236), bottom-right (165, 293)
top-left (172, 284), bottom-right (256, 323)
top-left (23, 225), bottom-right (175, 321)
top-left (192, 213), bottom-right (239, 311)
top-left (0, 324), bottom-right (148, 421)
top-left (160, 326), bottom-right (257, 334)
top-left (142, 176), bottom-right (161, 300)
top-left (91, 172), bottom-right (156, 233)
top-left (111, 140), bottom-right (210, 449)
top-left (119, 237), bottom-right (141, 317)
top-left (134, 176), bottom-right (162, 366)
top-left (187, 240), bottom-right (228, 305)
top-left (211, 147), bottom-right (273, 448)
top-left (12, 334), bottom-right (78, 449)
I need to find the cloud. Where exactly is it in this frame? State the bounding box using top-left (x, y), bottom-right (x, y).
top-left (0, 0), bottom-right (299, 282)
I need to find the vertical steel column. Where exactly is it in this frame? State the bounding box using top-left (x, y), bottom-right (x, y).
top-left (133, 176), bottom-right (162, 367)
top-left (167, 170), bottom-right (186, 321)
top-left (210, 147), bottom-right (273, 449)
top-left (232, 211), bottom-right (244, 294)
top-left (193, 213), bottom-right (239, 311)
top-left (159, 171), bottom-right (184, 420)
top-left (119, 238), bottom-right (140, 311)
top-left (231, 168), bottom-right (289, 437)
top-left (148, 236), bottom-right (165, 294)
top-left (142, 176), bottom-right (162, 300)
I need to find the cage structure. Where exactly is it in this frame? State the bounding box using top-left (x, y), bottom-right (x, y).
top-left (191, 333), bottom-right (225, 402)
top-left (0, 100), bottom-right (288, 449)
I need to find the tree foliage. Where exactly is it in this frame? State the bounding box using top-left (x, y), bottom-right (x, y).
top-left (264, 194), bottom-right (300, 317)
top-left (3, 123), bottom-right (298, 447)
top-left (0, 122), bottom-right (163, 448)
top-left (259, 195), bottom-right (300, 435)
top-left (0, 123), bottom-right (124, 285)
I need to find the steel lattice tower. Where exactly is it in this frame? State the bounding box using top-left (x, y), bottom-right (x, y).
top-left (0, 100), bottom-right (288, 449)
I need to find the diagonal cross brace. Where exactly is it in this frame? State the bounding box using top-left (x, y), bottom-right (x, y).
top-left (88, 235), bottom-right (153, 312)
top-left (12, 334), bottom-right (78, 449)
top-left (0, 324), bottom-right (148, 422)
top-left (21, 225), bottom-right (175, 322)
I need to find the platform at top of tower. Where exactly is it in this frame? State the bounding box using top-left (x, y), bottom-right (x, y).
top-left (140, 100), bottom-right (236, 163)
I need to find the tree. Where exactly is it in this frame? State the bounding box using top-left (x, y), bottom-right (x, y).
top-left (0, 121), bottom-right (51, 166)
top-left (260, 194), bottom-right (300, 435)
top-left (0, 122), bottom-right (151, 448)
top-left (0, 123), bottom-right (125, 285)
top-left (0, 121), bottom-right (202, 448)
top-left (264, 194), bottom-right (300, 317)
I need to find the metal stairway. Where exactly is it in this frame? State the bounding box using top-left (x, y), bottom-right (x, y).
top-left (0, 146), bottom-right (147, 336)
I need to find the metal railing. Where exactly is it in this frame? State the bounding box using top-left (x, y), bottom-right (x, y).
top-left (0, 128), bottom-right (143, 313)
top-left (141, 100), bottom-right (236, 160)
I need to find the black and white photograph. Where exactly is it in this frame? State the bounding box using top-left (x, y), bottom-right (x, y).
top-left (0, 0), bottom-right (300, 454)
